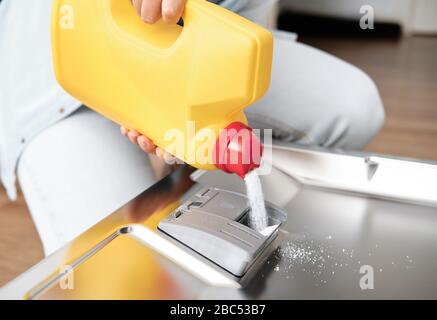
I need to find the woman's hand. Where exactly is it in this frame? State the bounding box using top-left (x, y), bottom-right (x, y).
top-left (132, 0), bottom-right (186, 24)
top-left (121, 127), bottom-right (177, 164)
top-left (121, 1), bottom-right (186, 163)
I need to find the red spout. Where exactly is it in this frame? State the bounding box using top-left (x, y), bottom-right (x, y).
top-left (213, 122), bottom-right (263, 179)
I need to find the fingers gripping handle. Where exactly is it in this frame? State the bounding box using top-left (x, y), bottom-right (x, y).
top-left (106, 0), bottom-right (218, 50)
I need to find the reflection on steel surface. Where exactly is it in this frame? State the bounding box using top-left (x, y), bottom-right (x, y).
top-left (1, 145), bottom-right (437, 299)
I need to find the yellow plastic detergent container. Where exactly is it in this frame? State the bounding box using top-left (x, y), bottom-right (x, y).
top-left (52, 0), bottom-right (273, 177)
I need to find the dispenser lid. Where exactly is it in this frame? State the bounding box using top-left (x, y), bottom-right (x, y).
top-left (158, 188), bottom-right (286, 277)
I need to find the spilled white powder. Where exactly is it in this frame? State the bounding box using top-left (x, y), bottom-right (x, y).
top-left (265, 235), bottom-right (416, 286)
top-left (245, 170), bottom-right (268, 232)
top-left (268, 236), bottom-right (356, 285)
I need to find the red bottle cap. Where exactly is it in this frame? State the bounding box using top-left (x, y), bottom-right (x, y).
top-left (213, 122), bottom-right (263, 179)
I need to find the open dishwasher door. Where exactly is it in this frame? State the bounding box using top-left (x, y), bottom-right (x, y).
top-left (2, 144), bottom-right (437, 299)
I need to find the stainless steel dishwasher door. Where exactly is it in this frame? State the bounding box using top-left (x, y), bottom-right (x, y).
top-left (193, 146), bottom-right (437, 299)
top-left (2, 144), bottom-right (437, 299)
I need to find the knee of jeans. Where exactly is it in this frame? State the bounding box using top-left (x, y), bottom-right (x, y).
top-left (340, 69), bottom-right (386, 149)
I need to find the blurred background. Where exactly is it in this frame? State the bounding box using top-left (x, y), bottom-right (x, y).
top-left (1, 0), bottom-right (437, 287)
top-left (278, 0), bottom-right (437, 160)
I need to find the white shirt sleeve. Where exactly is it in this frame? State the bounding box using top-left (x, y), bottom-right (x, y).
top-left (0, 0), bottom-right (81, 200)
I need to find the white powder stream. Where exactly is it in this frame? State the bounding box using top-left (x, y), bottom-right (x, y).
top-left (245, 170), bottom-right (268, 232)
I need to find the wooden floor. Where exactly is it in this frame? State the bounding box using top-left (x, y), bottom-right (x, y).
top-left (1, 35), bottom-right (437, 288)
top-left (0, 187), bottom-right (44, 287)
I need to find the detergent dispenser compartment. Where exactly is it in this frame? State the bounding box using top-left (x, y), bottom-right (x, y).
top-left (158, 188), bottom-right (287, 277)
